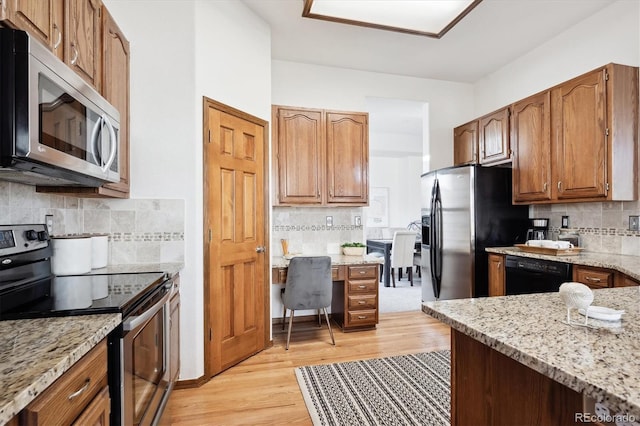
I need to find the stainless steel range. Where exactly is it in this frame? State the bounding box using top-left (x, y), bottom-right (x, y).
top-left (0, 224), bottom-right (176, 425)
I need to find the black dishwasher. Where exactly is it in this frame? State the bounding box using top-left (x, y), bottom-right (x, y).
top-left (505, 255), bottom-right (572, 295)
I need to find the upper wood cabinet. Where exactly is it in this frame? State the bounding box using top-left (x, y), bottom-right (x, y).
top-left (512, 63), bottom-right (638, 204)
top-left (0, 0), bottom-right (63, 56)
top-left (479, 107), bottom-right (510, 165)
top-left (272, 105), bottom-right (369, 206)
top-left (453, 120), bottom-right (478, 166)
top-left (64, 0), bottom-right (101, 90)
top-left (325, 111), bottom-right (368, 204)
top-left (512, 92), bottom-right (553, 203)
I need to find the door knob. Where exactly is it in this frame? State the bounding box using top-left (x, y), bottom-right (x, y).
top-left (255, 246), bottom-right (266, 253)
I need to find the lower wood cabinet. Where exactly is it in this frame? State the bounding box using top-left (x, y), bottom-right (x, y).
top-left (573, 265), bottom-right (613, 289)
top-left (332, 264), bottom-right (379, 331)
top-left (488, 253), bottom-right (505, 296)
top-left (169, 290), bottom-right (181, 383)
top-left (16, 339), bottom-right (109, 425)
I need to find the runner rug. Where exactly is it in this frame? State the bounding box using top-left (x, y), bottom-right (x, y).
top-left (295, 350), bottom-right (450, 426)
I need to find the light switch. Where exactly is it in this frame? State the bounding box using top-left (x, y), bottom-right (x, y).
top-left (355, 216), bottom-right (361, 226)
top-left (630, 215), bottom-right (639, 231)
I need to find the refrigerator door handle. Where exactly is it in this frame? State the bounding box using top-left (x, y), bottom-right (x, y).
top-left (435, 193), bottom-right (443, 288)
top-left (429, 180), bottom-right (438, 296)
top-left (431, 180), bottom-right (442, 299)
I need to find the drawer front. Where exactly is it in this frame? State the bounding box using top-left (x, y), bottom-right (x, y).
top-left (347, 309), bottom-right (377, 326)
top-left (574, 267), bottom-right (613, 289)
top-left (348, 294), bottom-right (377, 310)
top-left (348, 279), bottom-right (377, 294)
top-left (348, 265), bottom-right (378, 279)
top-left (23, 340), bottom-right (108, 425)
top-left (331, 266), bottom-right (341, 281)
top-left (273, 266), bottom-right (343, 283)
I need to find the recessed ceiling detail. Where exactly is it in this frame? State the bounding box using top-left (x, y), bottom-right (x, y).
top-left (302, 0), bottom-right (482, 38)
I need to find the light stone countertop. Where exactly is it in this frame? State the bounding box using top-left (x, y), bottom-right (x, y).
top-left (486, 247), bottom-right (640, 281)
top-left (271, 254), bottom-right (384, 268)
top-left (0, 313), bottom-right (121, 425)
top-left (423, 287), bottom-right (640, 418)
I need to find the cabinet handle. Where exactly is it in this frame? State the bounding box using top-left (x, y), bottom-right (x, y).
top-left (358, 300), bottom-right (366, 305)
top-left (497, 262), bottom-right (501, 268)
top-left (358, 285), bottom-right (366, 289)
top-left (543, 182), bottom-right (547, 191)
top-left (557, 181), bottom-right (562, 190)
top-left (68, 378), bottom-right (91, 400)
top-left (357, 315), bottom-right (367, 319)
top-left (359, 270), bottom-right (366, 274)
top-left (53, 24), bottom-right (62, 49)
top-left (585, 276), bottom-right (602, 283)
top-left (70, 43), bottom-right (79, 65)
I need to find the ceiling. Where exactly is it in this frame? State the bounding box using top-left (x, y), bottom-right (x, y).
top-left (242, 0), bottom-right (616, 83)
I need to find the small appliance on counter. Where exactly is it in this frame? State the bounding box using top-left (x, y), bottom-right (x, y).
top-left (526, 218), bottom-right (549, 241)
top-left (558, 232), bottom-right (580, 247)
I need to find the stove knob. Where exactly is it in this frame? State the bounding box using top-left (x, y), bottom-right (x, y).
top-left (37, 231), bottom-right (49, 241)
top-left (25, 230), bottom-right (38, 241)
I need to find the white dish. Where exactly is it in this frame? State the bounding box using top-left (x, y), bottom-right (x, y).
top-left (578, 306), bottom-right (625, 321)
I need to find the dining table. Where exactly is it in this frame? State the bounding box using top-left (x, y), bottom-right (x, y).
top-left (366, 238), bottom-right (421, 287)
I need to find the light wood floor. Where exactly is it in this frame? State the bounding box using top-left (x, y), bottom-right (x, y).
top-left (165, 311), bottom-right (451, 425)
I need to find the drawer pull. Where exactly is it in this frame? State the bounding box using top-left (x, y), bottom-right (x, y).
top-left (359, 271), bottom-right (366, 274)
top-left (585, 276), bottom-right (602, 283)
top-left (357, 315), bottom-right (367, 319)
top-left (358, 285), bottom-right (366, 289)
top-left (358, 300), bottom-right (366, 305)
top-left (68, 378), bottom-right (91, 400)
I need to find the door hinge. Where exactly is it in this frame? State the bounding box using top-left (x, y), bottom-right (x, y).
top-left (209, 328), bottom-right (212, 341)
top-left (208, 229), bottom-right (212, 242)
top-left (208, 129), bottom-right (211, 143)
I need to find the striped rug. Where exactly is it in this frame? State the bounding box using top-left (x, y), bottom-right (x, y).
top-left (295, 350), bottom-right (450, 426)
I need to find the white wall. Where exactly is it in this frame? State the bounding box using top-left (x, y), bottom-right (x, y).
top-left (272, 61), bottom-right (474, 172)
top-left (474, 0), bottom-right (640, 116)
top-left (103, 0), bottom-right (272, 381)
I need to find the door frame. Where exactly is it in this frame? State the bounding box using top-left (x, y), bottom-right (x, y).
top-left (202, 97), bottom-right (271, 379)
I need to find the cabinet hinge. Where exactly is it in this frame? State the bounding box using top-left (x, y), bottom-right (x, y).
top-left (604, 71), bottom-right (609, 81)
top-left (605, 128), bottom-right (610, 137)
top-left (606, 182), bottom-right (610, 192)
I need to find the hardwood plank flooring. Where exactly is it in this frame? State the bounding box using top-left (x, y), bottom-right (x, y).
top-left (165, 311), bottom-right (450, 425)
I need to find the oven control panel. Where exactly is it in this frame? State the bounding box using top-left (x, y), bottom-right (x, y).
top-left (0, 224), bottom-right (49, 257)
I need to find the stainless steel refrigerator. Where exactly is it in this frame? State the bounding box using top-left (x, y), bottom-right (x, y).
top-left (421, 165), bottom-right (529, 301)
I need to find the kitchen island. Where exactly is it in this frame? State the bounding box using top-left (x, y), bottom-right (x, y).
top-left (423, 287), bottom-right (640, 425)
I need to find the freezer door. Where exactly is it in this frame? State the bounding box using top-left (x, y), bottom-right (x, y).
top-left (437, 167), bottom-right (474, 300)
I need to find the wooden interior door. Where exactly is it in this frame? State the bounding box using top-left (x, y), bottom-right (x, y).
top-left (204, 98), bottom-right (269, 376)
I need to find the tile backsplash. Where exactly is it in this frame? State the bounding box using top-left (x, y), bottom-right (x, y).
top-left (530, 200), bottom-right (640, 255)
top-left (272, 206), bottom-right (364, 256)
top-left (0, 182), bottom-right (184, 265)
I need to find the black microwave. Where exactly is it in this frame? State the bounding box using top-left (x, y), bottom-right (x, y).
top-left (0, 28), bottom-right (120, 187)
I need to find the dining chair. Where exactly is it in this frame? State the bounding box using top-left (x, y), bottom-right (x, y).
top-left (281, 256), bottom-right (336, 350)
top-left (390, 231), bottom-right (417, 287)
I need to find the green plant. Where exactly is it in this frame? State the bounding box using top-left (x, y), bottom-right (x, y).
top-left (341, 242), bottom-right (365, 247)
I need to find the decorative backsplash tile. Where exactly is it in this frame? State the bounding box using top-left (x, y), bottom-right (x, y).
top-left (0, 181), bottom-right (185, 265)
top-left (272, 206), bottom-right (364, 256)
top-left (531, 200), bottom-right (640, 255)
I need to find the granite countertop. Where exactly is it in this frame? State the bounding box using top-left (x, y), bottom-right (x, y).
top-left (271, 254), bottom-right (384, 268)
top-left (487, 247), bottom-right (640, 282)
top-left (423, 287), bottom-right (640, 418)
top-left (0, 313), bottom-right (121, 425)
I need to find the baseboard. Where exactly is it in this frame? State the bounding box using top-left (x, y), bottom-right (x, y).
top-left (174, 375), bottom-right (208, 389)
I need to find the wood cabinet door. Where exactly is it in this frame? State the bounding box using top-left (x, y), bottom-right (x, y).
top-left (71, 386), bottom-right (110, 426)
top-left (552, 69), bottom-right (607, 200)
top-left (487, 254), bottom-right (505, 297)
top-left (325, 111), bottom-right (368, 205)
top-left (65, 0), bottom-right (101, 90)
top-left (273, 106), bottom-right (324, 204)
top-left (479, 108), bottom-right (510, 165)
top-left (511, 91), bottom-right (552, 203)
top-left (2, 0), bottom-right (60, 51)
top-left (101, 6), bottom-right (129, 196)
top-left (453, 120), bottom-right (478, 166)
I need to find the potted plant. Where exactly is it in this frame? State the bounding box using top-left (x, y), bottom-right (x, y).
top-left (341, 242), bottom-right (365, 256)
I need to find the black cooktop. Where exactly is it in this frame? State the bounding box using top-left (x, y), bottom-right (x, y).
top-left (0, 272), bottom-right (167, 321)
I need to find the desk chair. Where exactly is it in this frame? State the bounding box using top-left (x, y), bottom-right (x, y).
top-left (391, 231), bottom-right (417, 287)
top-left (281, 256), bottom-right (335, 350)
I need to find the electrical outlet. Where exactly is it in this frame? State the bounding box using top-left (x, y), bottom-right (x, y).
top-left (561, 215), bottom-right (569, 228)
top-left (45, 214), bottom-right (54, 235)
top-left (630, 215), bottom-right (640, 231)
top-left (326, 216), bottom-right (333, 227)
top-left (355, 216), bottom-right (361, 226)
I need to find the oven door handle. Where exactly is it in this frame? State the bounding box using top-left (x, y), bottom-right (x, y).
top-left (123, 290), bottom-right (170, 331)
